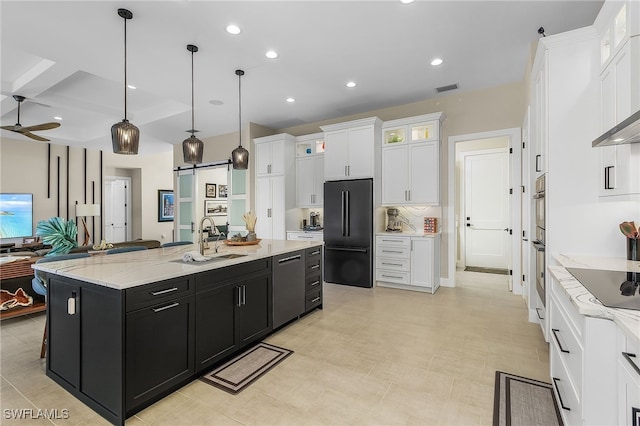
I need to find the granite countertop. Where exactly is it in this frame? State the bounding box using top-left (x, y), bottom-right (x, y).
top-left (550, 254), bottom-right (640, 345)
top-left (33, 239), bottom-right (323, 290)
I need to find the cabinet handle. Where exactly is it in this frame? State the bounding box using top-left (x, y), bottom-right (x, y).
top-left (347, 165), bottom-right (350, 176)
top-left (382, 250), bottom-right (403, 254)
top-left (381, 274), bottom-right (403, 279)
top-left (310, 264), bottom-right (320, 270)
top-left (310, 250), bottom-right (320, 255)
top-left (382, 262), bottom-right (403, 266)
top-left (310, 296), bottom-right (321, 303)
top-left (604, 166), bottom-right (614, 189)
top-left (408, 190), bottom-right (411, 201)
top-left (551, 329), bottom-right (570, 354)
top-left (298, 236), bottom-right (314, 239)
top-left (237, 286), bottom-right (242, 307)
top-left (344, 165), bottom-right (348, 176)
top-left (152, 302), bottom-right (179, 313)
top-left (279, 254), bottom-right (302, 263)
top-left (242, 285), bottom-right (246, 306)
top-left (535, 307), bottom-right (544, 320)
top-left (535, 154), bottom-right (541, 172)
top-left (381, 239), bottom-right (404, 243)
top-left (622, 352), bottom-right (640, 377)
top-left (552, 378), bottom-right (571, 411)
top-left (150, 287), bottom-right (178, 296)
top-left (310, 280), bottom-right (320, 287)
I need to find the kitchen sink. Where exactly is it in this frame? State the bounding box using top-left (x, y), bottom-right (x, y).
top-left (170, 252), bottom-right (248, 265)
top-left (211, 253), bottom-right (247, 260)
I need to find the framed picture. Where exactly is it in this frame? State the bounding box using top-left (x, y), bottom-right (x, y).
top-left (205, 200), bottom-right (227, 216)
top-left (158, 190), bottom-right (174, 222)
top-left (206, 183), bottom-right (217, 198)
top-left (218, 184), bottom-right (228, 198)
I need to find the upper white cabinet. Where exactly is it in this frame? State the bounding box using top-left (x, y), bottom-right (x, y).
top-left (295, 133), bottom-right (325, 208)
top-left (320, 117), bottom-right (382, 181)
top-left (595, 0), bottom-right (640, 199)
top-left (253, 133), bottom-right (295, 240)
top-left (381, 113), bottom-right (444, 206)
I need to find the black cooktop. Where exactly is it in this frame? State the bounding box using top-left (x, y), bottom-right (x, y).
top-left (566, 268), bottom-right (640, 311)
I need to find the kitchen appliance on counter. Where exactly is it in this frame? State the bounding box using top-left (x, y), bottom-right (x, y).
top-left (385, 208), bottom-right (402, 232)
top-left (304, 211), bottom-right (323, 231)
top-left (566, 268), bottom-right (640, 311)
top-left (532, 174), bottom-right (546, 306)
top-left (323, 178), bottom-right (373, 288)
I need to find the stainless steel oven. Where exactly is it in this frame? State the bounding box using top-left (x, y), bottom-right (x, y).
top-left (532, 174), bottom-right (546, 306)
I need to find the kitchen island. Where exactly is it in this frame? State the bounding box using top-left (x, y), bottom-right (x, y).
top-left (33, 239), bottom-right (323, 425)
top-left (547, 254), bottom-right (640, 426)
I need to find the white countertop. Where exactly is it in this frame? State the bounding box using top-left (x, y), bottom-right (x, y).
top-left (550, 254), bottom-right (640, 345)
top-left (376, 231), bottom-right (441, 237)
top-left (33, 239), bottom-right (323, 290)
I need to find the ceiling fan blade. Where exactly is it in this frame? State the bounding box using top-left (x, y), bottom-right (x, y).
top-left (21, 132), bottom-right (50, 142)
top-left (21, 122), bottom-right (61, 132)
top-left (1, 125), bottom-right (21, 132)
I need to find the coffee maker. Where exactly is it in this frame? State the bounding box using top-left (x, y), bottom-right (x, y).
top-left (386, 208), bottom-right (402, 232)
top-left (305, 211), bottom-right (322, 231)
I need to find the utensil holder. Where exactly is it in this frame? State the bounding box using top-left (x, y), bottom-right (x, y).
top-left (627, 238), bottom-right (639, 261)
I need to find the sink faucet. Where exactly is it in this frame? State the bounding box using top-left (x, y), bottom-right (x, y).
top-left (199, 216), bottom-right (216, 255)
top-left (213, 232), bottom-right (226, 254)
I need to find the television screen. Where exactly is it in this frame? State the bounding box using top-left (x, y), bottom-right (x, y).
top-left (0, 193), bottom-right (33, 238)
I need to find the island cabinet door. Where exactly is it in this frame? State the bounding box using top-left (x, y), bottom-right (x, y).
top-left (125, 294), bottom-right (195, 413)
top-left (48, 279), bottom-right (80, 388)
top-left (195, 282), bottom-right (238, 372)
top-left (237, 273), bottom-right (272, 347)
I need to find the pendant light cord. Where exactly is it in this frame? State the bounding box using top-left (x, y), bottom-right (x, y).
top-left (123, 15), bottom-right (128, 121)
top-left (238, 72), bottom-right (242, 147)
top-left (191, 49), bottom-right (195, 136)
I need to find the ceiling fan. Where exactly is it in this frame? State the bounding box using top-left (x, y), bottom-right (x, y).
top-left (1, 95), bottom-right (60, 141)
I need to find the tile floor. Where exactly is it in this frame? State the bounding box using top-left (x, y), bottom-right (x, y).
top-left (1, 270), bottom-right (549, 425)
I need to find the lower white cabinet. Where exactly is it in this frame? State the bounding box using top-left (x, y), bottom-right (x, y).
top-left (549, 274), bottom-right (618, 426)
top-left (286, 231), bottom-right (323, 241)
top-left (375, 234), bottom-right (440, 294)
top-left (618, 329), bottom-right (640, 426)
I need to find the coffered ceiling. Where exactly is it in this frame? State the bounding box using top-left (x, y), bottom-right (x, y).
top-left (1, 1), bottom-right (603, 155)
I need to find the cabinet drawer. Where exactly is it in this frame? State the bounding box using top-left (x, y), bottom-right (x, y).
top-left (305, 274), bottom-right (322, 293)
top-left (376, 256), bottom-right (410, 272)
top-left (126, 276), bottom-right (194, 312)
top-left (306, 246), bottom-right (322, 262)
top-left (550, 278), bottom-right (584, 338)
top-left (196, 258), bottom-right (272, 292)
top-left (550, 295), bottom-right (584, 393)
top-left (305, 258), bottom-right (322, 275)
top-left (305, 290), bottom-right (322, 311)
top-left (377, 246), bottom-right (410, 259)
top-left (550, 342), bottom-right (581, 426)
top-left (376, 269), bottom-right (410, 285)
top-left (376, 235), bottom-right (410, 248)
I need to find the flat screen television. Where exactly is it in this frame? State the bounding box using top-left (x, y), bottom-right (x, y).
top-left (0, 193), bottom-right (33, 239)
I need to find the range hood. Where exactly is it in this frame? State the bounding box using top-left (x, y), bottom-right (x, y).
top-left (592, 109), bottom-right (640, 147)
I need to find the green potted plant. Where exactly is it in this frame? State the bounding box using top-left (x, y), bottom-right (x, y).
top-left (36, 217), bottom-right (78, 256)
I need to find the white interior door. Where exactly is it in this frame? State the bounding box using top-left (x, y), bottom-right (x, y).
top-left (464, 150), bottom-right (509, 269)
top-left (176, 169), bottom-right (196, 242)
top-left (104, 177), bottom-right (129, 243)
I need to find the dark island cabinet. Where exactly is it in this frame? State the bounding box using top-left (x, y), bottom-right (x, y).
top-left (195, 257), bottom-right (272, 373)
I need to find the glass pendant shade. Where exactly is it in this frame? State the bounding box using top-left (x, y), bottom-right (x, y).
top-left (183, 135), bottom-right (204, 164)
top-left (111, 119), bottom-right (139, 155)
top-left (232, 144), bottom-right (249, 169)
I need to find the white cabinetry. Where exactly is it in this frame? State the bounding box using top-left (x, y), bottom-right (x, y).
top-left (321, 117), bottom-right (382, 181)
top-left (286, 231), bottom-right (323, 241)
top-left (295, 133), bottom-right (324, 208)
top-left (375, 234), bottom-right (440, 294)
top-left (253, 134), bottom-right (295, 240)
top-left (549, 274), bottom-right (618, 426)
top-left (381, 113), bottom-right (444, 206)
top-left (596, 0), bottom-right (640, 199)
top-left (618, 331), bottom-right (640, 425)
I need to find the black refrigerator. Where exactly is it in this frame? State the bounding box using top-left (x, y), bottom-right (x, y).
top-left (323, 178), bottom-right (373, 288)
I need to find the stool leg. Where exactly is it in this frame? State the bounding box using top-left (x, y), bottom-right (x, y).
top-left (40, 321), bottom-right (47, 359)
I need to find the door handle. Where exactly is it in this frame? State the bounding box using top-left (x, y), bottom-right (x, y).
top-left (466, 223), bottom-right (472, 227)
top-left (604, 166), bottom-right (614, 189)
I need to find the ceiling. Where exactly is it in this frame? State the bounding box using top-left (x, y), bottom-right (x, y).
top-left (1, 1), bottom-right (603, 155)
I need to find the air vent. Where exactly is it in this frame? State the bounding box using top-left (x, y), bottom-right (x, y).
top-left (436, 83), bottom-right (459, 93)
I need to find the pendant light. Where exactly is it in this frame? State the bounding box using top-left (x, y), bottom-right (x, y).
top-left (111, 8), bottom-right (139, 155)
top-left (182, 44), bottom-right (204, 164)
top-left (231, 69), bottom-right (249, 169)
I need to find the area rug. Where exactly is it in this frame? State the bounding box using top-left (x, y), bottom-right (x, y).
top-left (465, 266), bottom-right (509, 275)
top-left (493, 371), bottom-right (563, 426)
top-left (200, 342), bottom-right (293, 394)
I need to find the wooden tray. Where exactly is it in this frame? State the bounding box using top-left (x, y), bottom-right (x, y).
top-left (223, 239), bottom-right (262, 246)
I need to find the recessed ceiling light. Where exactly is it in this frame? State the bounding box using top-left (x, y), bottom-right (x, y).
top-left (346, 81), bottom-right (357, 88)
top-left (430, 58), bottom-right (443, 66)
top-left (266, 50), bottom-right (278, 59)
top-left (53, 116), bottom-right (62, 121)
top-left (127, 84), bottom-right (136, 89)
top-left (400, 0), bottom-right (415, 4)
top-left (209, 100), bottom-right (224, 106)
top-left (226, 24), bottom-right (241, 35)
top-left (286, 97), bottom-right (295, 103)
